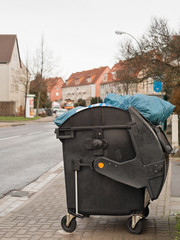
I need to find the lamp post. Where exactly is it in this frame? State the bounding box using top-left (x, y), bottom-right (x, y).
top-left (115, 30), bottom-right (145, 90)
top-left (115, 31), bottom-right (143, 54)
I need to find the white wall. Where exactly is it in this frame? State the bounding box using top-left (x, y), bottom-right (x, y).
top-left (0, 63), bottom-right (9, 101)
top-left (100, 77), bottom-right (163, 100)
top-left (9, 41), bottom-right (26, 111)
top-left (90, 84), bottom-right (95, 98)
top-left (62, 84), bottom-right (96, 105)
top-left (172, 114), bottom-right (179, 148)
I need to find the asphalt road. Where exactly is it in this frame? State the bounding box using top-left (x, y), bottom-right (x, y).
top-left (0, 122), bottom-right (62, 198)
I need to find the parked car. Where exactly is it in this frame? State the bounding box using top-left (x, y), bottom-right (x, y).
top-left (34, 108), bottom-right (46, 116)
top-left (62, 100), bottom-right (74, 110)
top-left (38, 108), bottom-right (46, 115)
top-left (47, 108), bottom-right (53, 116)
top-left (52, 101), bottom-right (61, 113)
top-left (55, 109), bottom-right (68, 118)
top-left (53, 106), bottom-right (60, 113)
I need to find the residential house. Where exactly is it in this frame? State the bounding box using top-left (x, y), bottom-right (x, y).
top-left (45, 77), bottom-right (64, 102)
top-left (100, 61), bottom-right (162, 101)
top-left (100, 62), bottom-right (138, 100)
top-left (0, 34), bottom-right (27, 115)
top-left (136, 70), bottom-right (163, 97)
top-left (62, 66), bottom-right (110, 105)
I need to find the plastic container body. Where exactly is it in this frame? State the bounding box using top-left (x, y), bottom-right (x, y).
top-left (55, 106), bottom-right (171, 217)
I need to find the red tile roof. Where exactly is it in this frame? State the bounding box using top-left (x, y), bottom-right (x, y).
top-left (100, 72), bottom-right (115, 85)
top-left (111, 61), bottom-right (125, 72)
top-left (45, 77), bottom-right (64, 91)
top-left (62, 66), bottom-right (108, 88)
top-left (101, 60), bottom-right (140, 85)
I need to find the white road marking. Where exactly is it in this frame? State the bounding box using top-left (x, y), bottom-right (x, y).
top-left (0, 130), bottom-right (54, 141)
top-left (27, 131), bottom-right (42, 135)
top-left (0, 135), bottom-right (21, 141)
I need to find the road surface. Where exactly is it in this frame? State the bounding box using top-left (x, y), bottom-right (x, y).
top-left (0, 122), bottom-right (62, 198)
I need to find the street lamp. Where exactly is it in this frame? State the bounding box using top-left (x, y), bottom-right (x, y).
top-left (115, 31), bottom-right (143, 55)
top-left (115, 30), bottom-right (145, 89)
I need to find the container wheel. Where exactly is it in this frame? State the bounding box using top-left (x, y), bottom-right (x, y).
top-left (143, 206), bottom-right (149, 218)
top-left (127, 217), bottom-right (143, 235)
top-left (61, 215), bottom-right (77, 233)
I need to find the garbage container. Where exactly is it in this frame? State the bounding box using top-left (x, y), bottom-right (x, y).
top-left (55, 106), bottom-right (173, 234)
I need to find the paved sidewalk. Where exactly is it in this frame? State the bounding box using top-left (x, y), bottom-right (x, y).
top-left (0, 159), bottom-right (179, 240)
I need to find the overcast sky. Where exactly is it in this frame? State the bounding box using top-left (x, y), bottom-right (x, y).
top-left (0, 0), bottom-right (180, 80)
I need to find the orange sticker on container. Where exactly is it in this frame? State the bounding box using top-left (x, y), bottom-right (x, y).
top-left (98, 162), bottom-right (104, 169)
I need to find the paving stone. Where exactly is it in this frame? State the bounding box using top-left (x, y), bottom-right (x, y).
top-left (29, 227), bottom-right (39, 232)
top-left (1, 238), bottom-right (18, 240)
top-left (17, 229), bottom-right (28, 235)
top-left (42, 232), bottom-right (54, 238)
top-left (30, 235), bottom-right (41, 240)
top-left (5, 232), bottom-right (17, 238)
top-left (0, 161), bottom-right (179, 239)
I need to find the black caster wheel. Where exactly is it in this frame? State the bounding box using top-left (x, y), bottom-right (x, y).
top-left (143, 206), bottom-right (149, 218)
top-left (127, 217), bottom-right (143, 235)
top-left (83, 214), bottom-right (90, 218)
top-left (61, 215), bottom-right (77, 233)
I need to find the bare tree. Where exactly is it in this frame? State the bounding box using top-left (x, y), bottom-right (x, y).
top-left (170, 87), bottom-right (180, 113)
top-left (116, 37), bottom-right (144, 95)
top-left (21, 58), bottom-right (31, 117)
top-left (31, 36), bottom-right (56, 116)
top-left (114, 58), bottom-right (142, 95)
top-left (117, 17), bottom-right (180, 98)
top-left (11, 56), bottom-right (31, 117)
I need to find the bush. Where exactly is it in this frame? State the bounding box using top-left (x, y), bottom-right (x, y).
top-left (75, 98), bottom-right (86, 107)
top-left (91, 97), bottom-right (103, 104)
top-left (176, 216), bottom-right (180, 239)
top-left (170, 87), bottom-right (180, 114)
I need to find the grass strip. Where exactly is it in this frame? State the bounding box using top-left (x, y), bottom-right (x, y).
top-left (0, 116), bottom-right (40, 121)
top-left (176, 216), bottom-right (180, 239)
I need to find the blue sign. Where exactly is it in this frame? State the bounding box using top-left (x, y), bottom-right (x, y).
top-left (153, 80), bottom-right (162, 92)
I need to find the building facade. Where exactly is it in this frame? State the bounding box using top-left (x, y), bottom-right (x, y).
top-left (0, 35), bottom-right (27, 114)
top-left (100, 62), bottom-right (163, 100)
top-left (45, 77), bottom-right (64, 102)
top-left (62, 66), bottom-right (110, 105)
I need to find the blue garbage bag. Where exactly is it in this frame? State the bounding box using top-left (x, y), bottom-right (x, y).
top-left (104, 93), bottom-right (175, 125)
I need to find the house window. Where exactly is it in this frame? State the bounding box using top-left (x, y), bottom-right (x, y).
top-left (56, 87), bottom-right (59, 90)
top-left (56, 92), bottom-right (59, 96)
top-left (75, 78), bottom-right (80, 85)
top-left (87, 76), bottom-right (91, 83)
top-left (103, 74), bottom-right (107, 82)
top-left (112, 72), bottom-right (116, 79)
top-left (15, 84), bottom-right (19, 93)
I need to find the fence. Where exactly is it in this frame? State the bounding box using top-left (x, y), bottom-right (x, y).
top-left (0, 101), bottom-right (16, 117)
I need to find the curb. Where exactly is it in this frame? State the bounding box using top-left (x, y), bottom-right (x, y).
top-left (0, 116), bottom-right (55, 128)
top-left (0, 123), bottom-right (25, 128)
top-left (10, 123), bottom-right (26, 127)
top-left (0, 161), bottom-right (64, 219)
